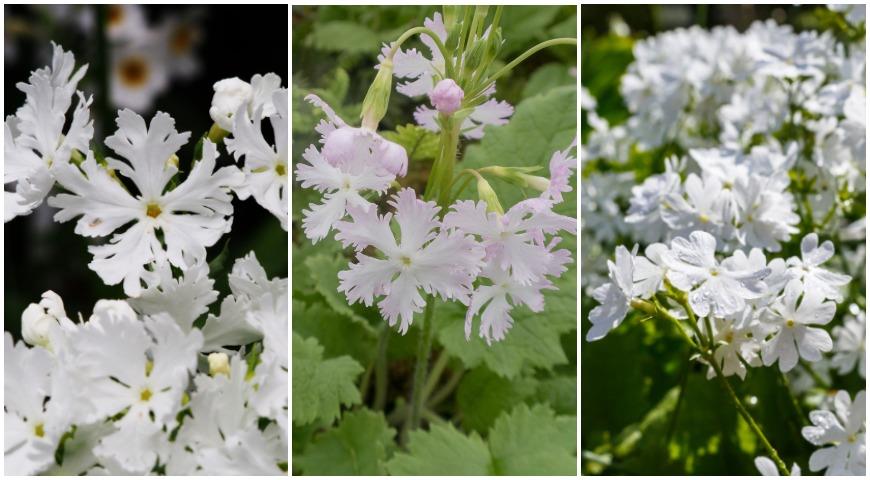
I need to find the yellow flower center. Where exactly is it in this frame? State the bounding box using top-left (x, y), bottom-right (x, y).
top-left (275, 163), bottom-right (287, 176)
top-left (786, 319), bottom-right (795, 328)
top-left (400, 256), bottom-right (412, 267)
top-left (145, 203), bottom-right (162, 219)
top-left (140, 388), bottom-right (152, 402)
top-left (34, 423), bottom-right (45, 438)
top-left (170, 27), bottom-right (194, 55)
top-left (699, 214), bottom-right (710, 224)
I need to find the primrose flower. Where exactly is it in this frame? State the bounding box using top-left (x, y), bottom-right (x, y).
top-left (587, 245), bottom-right (636, 341)
top-left (801, 390), bottom-right (866, 475)
top-left (761, 285), bottom-right (835, 372)
top-left (5, 43), bottom-right (92, 222)
top-left (48, 110), bottom-right (243, 296)
top-left (21, 291), bottom-right (70, 348)
top-left (209, 73), bottom-right (282, 131)
top-left (334, 188), bottom-right (485, 333)
top-left (785, 233), bottom-right (852, 302)
top-left (226, 88), bottom-right (289, 229)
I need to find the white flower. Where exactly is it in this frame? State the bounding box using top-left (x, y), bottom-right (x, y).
top-left (105, 4), bottom-right (148, 42)
top-left (465, 238), bottom-right (571, 344)
top-left (335, 188), bottom-right (485, 333)
top-left (127, 259), bottom-right (218, 333)
top-left (209, 73), bottom-right (282, 131)
top-left (801, 390), bottom-right (866, 475)
top-left (48, 110), bottom-right (243, 296)
top-left (661, 173), bottom-right (733, 243)
top-left (703, 308), bottom-right (764, 380)
top-left (21, 290), bottom-right (69, 348)
top-left (762, 286), bottom-right (835, 372)
top-left (226, 88), bottom-right (288, 229)
top-left (5, 43), bottom-right (92, 222)
top-left (4, 334), bottom-right (71, 475)
top-left (754, 456), bottom-right (801, 476)
top-left (785, 233), bottom-right (851, 302)
top-left (587, 245), bottom-right (635, 341)
top-left (156, 15), bottom-right (203, 80)
top-left (443, 199), bottom-right (574, 285)
top-left (831, 304), bottom-right (866, 378)
top-left (663, 231), bottom-right (770, 318)
top-left (625, 170), bottom-right (682, 243)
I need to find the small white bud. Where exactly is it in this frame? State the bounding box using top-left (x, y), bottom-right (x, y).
top-left (209, 77), bottom-right (252, 131)
top-left (208, 352), bottom-right (231, 377)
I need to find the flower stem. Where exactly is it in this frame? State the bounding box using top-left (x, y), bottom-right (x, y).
top-left (373, 324), bottom-right (390, 411)
top-left (707, 351), bottom-right (790, 476)
top-left (408, 295), bottom-right (436, 433)
top-left (471, 37), bottom-right (577, 97)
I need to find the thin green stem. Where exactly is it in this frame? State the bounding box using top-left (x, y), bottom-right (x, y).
top-left (665, 354), bottom-right (692, 446)
top-left (408, 295), bottom-right (437, 433)
top-left (373, 325), bottom-right (390, 411)
top-left (421, 350), bottom-right (449, 401)
top-left (471, 38), bottom-right (577, 97)
top-left (427, 368), bottom-right (464, 408)
top-left (799, 359), bottom-right (830, 389)
top-left (388, 26), bottom-right (452, 78)
top-left (707, 352), bottom-right (790, 476)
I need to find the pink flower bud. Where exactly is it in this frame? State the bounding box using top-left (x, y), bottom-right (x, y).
top-left (377, 140), bottom-right (408, 177)
top-left (429, 79), bottom-right (464, 115)
top-left (322, 127), bottom-right (357, 167)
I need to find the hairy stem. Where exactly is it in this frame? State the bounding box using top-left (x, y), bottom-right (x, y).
top-left (421, 349), bottom-right (450, 401)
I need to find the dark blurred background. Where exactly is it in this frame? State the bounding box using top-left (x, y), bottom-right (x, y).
top-left (4, 5), bottom-right (288, 338)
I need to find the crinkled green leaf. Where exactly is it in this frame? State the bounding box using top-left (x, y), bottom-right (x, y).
top-left (386, 422), bottom-right (492, 476)
top-left (489, 404), bottom-right (576, 475)
top-left (522, 63), bottom-right (576, 100)
top-left (293, 300), bottom-right (377, 365)
top-left (303, 253), bottom-right (375, 333)
top-left (296, 409), bottom-right (396, 475)
top-left (292, 333), bottom-right (363, 426)
top-left (381, 124), bottom-right (440, 163)
top-left (534, 375), bottom-right (578, 415)
top-left (457, 366), bottom-right (537, 433)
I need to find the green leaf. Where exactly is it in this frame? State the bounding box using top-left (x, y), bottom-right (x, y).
top-left (386, 422), bottom-right (492, 476)
top-left (307, 21), bottom-right (381, 54)
top-left (521, 63), bottom-right (576, 100)
top-left (488, 404), bottom-right (577, 475)
top-left (380, 124), bottom-right (440, 163)
top-left (292, 333), bottom-right (364, 426)
top-left (293, 299), bottom-right (377, 365)
top-left (386, 404), bottom-right (576, 476)
top-left (296, 409), bottom-right (396, 475)
top-left (303, 253), bottom-right (375, 333)
top-left (534, 375), bottom-right (578, 415)
top-left (456, 366), bottom-right (537, 433)
top-left (207, 238), bottom-right (232, 275)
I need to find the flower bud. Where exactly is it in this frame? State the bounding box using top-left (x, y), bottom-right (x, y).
top-left (429, 79), bottom-right (464, 115)
top-left (518, 173), bottom-right (550, 192)
top-left (361, 58), bottom-right (394, 131)
top-left (208, 352), bottom-right (231, 377)
top-left (209, 77), bottom-right (252, 131)
top-left (476, 176), bottom-right (504, 215)
top-left (322, 127), bottom-right (358, 167)
top-left (377, 139), bottom-right (409, 177)
top-left (22, 291), bottom-right (67, 348)
top-left (92, 299), bottom-right (137, 321)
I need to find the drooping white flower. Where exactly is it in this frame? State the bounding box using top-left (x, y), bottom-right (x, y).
top-left (335, 188), bottom-right (485, 333)
top-left (761, 285), bottom-right (835, 372)
top-left (226, 88), bottom-right (288, 229)
top-left (801, 390), bottom-right (866, 476)
top-left (5, 43), bottom-right (92, 222)
top-left (296, 94), bottom-right (406, 242)
top-left (785, 233), bottom-right (851, 302)
top-left (48, 110), bottom-right (243, 296)
top-left (663, 230), bottom-right (770, 318)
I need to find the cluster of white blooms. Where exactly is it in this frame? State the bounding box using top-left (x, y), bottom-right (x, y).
top-left (584, 7), bottom-right (865, 476)
top-left (5, 44), bottom-right (288, 475)
top-left (297, 104), bottom-right (576, 344)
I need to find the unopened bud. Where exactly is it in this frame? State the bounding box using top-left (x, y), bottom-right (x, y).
top-left (476, 176), bottom-right (504, 215)
top-left (21, 291), bottom-right (67, 348)
top-left (322, 127), bottom-right (358, 167)
top-left (377, 139), bottom-right (409, 177)
top-left (519, 173), bottom-right (550, 192)
top-left (361, 58), bottom-right (394, 131)
top-left (208, 352), bottom-right (231, 377)
top-left (209, 77), bottom-right (252, 131)
top-left (429, 79), bottom-right (464, 115)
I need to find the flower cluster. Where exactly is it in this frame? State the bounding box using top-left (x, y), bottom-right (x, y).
top-left (583, 7), bottom-right (864, 476)
top-left (297, 91), bottom-right (576, 343)
top-left (5, 44), bottom-right (288, 475)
